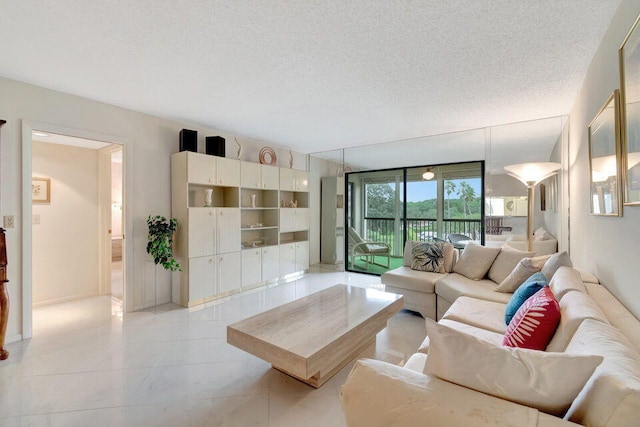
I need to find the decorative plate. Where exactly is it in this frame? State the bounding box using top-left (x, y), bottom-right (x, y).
top-left (259, 147), bottom-right (277, 165)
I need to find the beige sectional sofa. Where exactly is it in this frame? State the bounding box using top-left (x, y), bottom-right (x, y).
top-left (382, 241), bottom-right (516, 319)
top-left (342, 257), bottom-right (640, 426)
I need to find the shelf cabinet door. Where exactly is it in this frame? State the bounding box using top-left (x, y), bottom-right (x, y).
top-left (261, 165), bottom-right (280, 190)
top-left (187, 152), bottom-right (216, 185)
top-left (279, 209), bottom-right (295, 233)
top-left (295, 170), bottom-right (309, 192)
top-left (336, 235), bottom-right (345, 263)
top-left (241, 249), bottom-right (262, 288)
top-left (295, 208), bottom-right (310, 231)
top-left (217, 157), bottom-right (240, 187)
top-left (189, 256), bottom-right (216, 301)
top-left (261, 246), bottom-right (280, 282)
top-left (295, 241), bottom-right (309, 271)
top-left (188, 208), bottom-right (215, 258)
top-left (241, 162), bottom-right (262, 189)
top-left (280, 168), bottom-right (296, 191)
top-left (279, 243), bottom-right (296, 276)
top-left (216, 208), bottom-right (241, 254)
top-left (218, 252), bottom-right (241, 294)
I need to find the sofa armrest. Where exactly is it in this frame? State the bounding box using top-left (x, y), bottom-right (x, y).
top-left (340, 359), bottom-right (577, 427)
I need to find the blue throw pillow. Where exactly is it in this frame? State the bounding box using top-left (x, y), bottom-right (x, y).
top-left (504, 272), bottom-right (548, 325)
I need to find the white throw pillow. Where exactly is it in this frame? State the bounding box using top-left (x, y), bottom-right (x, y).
top-left (548, 266), bottom-right (586, 300)
top-left (496, 255), bottom-right (552, 293)
top-left (424, 319), bottom-right (603, 416)
top-left (541, 251), bottom-right (572, 280)
top-left (487, 246), bottom-right (535, 284)
top-left (533, 227), bottom-right (550, 241)
top-left (452, 243), bottom-right (501, 280)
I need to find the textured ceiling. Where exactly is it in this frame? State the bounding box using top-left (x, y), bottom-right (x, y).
top-left (0, 1), bottom-right (621, 153)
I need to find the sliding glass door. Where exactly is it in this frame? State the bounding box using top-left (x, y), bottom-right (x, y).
top-left (346, 161), bottom-right (483, 275)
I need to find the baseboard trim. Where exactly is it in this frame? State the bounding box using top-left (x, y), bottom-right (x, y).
top-left (6, 333), bottom-right (23, 344)
top-left (33, 291), bottom-right (100, 308)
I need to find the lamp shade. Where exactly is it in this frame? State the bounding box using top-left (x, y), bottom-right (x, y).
top-left (504, 162), bottom-right (562, 186)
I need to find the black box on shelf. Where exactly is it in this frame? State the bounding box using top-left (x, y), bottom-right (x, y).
top-left (206, 136), bottom-right (225, 157)
top-left (179, 129), bottom-right (198, 152)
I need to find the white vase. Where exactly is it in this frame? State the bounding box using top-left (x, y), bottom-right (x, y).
top-left (251, 194), bottom-right (257, 208)
top-left (204, 189), bottom-right (213, 207)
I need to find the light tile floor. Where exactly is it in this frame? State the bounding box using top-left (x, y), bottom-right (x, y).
top-left (0, 266), bottom-right (426, 426)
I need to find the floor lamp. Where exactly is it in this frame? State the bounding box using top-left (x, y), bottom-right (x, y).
top-left (504, 162), bottom-right (562, 252)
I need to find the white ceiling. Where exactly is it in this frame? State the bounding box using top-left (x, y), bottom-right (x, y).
top-left (0, 1), bottom-right (621, 153)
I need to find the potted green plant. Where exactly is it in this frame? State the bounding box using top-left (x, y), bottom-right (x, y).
top-left (146, 215), bottom-right (181, 272)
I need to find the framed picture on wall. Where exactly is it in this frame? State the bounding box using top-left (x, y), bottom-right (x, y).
top-left (588, 91), bottom-right (622, 216)
top-left (619, 14), bottom-right (640, 206)
top-left (32, 177), bottom-right (51, 203)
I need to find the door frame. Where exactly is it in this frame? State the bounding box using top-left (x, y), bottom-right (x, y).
top-left (21, 120), bottom-right (133, 339)
top-left (98, 144), bottom-right (124, 298)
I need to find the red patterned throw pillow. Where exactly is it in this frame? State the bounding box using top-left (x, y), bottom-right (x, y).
top-left (503, 286), bottom-right (560, 350)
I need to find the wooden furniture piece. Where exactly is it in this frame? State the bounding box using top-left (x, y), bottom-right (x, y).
top-left (171, 151), bottom-right (310, 307)
top-left (0, 119), bottom-right (8, 360)
top-left (227, 284), bottom-right (403, 388)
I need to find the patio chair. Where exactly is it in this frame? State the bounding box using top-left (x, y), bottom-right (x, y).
top-left (447, 233), bottom-right (472, 250)
top-left (347, 227), bottom-right (391, 270)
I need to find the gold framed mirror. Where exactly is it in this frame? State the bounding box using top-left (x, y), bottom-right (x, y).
top-left (588, 90), bottom-right (622, 216)
top-left (619, 14), bottom-right (640, 206)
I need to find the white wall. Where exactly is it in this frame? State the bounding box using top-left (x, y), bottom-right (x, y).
top-left (0, 76), bottom-right (308, 342)
top-left (32, 142), bottom-right (99, 305)
top-left (568, 0), bottom-right (640, 318)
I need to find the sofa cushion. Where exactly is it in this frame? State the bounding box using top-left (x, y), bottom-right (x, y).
top-left (418, 318), bottom-right (504, 354)
top-left (442, 296), bottom-right (508, 334)
top-left (410, 241), bottom-right (446, 273)
top-left (546, 290), bottom-right (610, 353)
top-left (496, 254), bottom-right (552, 293)
top-left (585, 282), bottom-right (640, 355)
top-left (564, 319), bottom-right (640, 426)
top-left (381, 266), bottom-right (441, 293)
top-left (424, 319), bottom-right (603, 416)
top-left (548, 266), bottom-right (586, 300)
top-left (504, 272), bottom-right (547, 325)
top-left (341, 358), bottom-right (539, 427)
top-left (403, 240), bottom-right (456, 273)
top-left (503, 287), bottom-right (560, 350)
top-left (541, 251), bottom-right (572, 280)
top-left (403, 352), bottom-right (427, 372)
top-left (435, 273), bottom-right (512, 306)
top-left (452, 243), bottom-right (501, 280)
top-left (488, 247), bottom-right (536, 284)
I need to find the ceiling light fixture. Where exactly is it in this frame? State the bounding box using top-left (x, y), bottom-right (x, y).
top-left (32, 131), bottom-right (50, 137)
top-left (422, 168), bottom-right (435, 180)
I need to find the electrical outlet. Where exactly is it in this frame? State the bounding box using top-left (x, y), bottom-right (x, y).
top-left (3, 215), bottom-right (14, 228)
top-left (33, 214), bottom-right (41, 225)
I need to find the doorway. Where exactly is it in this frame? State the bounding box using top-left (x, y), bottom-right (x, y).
top-left (26, 127), bottom-right (126, 337)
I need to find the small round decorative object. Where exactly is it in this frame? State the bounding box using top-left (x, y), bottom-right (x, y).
top-left (259, 147), bottom-right (277, 165)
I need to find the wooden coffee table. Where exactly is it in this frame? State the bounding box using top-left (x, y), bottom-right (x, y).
top-left (227, 284), bottom-right (403, 388)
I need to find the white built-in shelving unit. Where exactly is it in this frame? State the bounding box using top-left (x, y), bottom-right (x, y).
top-left (171, 151), bottom-right (309, 307)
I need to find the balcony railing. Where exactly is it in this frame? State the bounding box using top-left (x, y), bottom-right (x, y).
top-left (363, 217), bottom-right (482, 256)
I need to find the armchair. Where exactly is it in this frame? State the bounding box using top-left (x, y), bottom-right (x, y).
top-left (347, 227), bottom-right (391, 269)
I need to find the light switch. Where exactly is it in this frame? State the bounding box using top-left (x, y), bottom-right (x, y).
top-left (3, 216), bottom-right (14, 228)
top-left (33, 214), bottom-right (41, 225)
